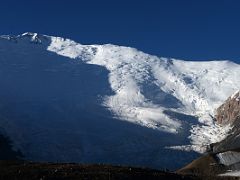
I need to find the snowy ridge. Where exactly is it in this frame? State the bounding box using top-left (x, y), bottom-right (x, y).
top-left (0, 33), bottom-right (240, 167)
top-left (47, 34), bottom-right (240, 148)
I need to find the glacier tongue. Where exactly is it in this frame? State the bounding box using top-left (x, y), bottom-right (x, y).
top-left (0, 32), bottom-right (240, 168)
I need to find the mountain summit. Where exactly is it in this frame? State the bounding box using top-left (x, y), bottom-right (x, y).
top-left (0, 33), bottom-right (240, 169)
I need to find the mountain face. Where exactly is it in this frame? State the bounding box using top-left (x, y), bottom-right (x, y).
top-left (0, 32), bottom-right (240, 169)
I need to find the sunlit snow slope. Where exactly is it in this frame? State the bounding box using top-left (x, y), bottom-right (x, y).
top-left (0, 32), bottom-right (239, 169)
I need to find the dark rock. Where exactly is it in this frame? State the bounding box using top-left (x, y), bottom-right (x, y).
top-left (215, 91), bottom-right (240, 125)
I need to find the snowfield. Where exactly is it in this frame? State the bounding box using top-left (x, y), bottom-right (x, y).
top-left (0, 32), bottom-right (239, 169)
top-left (47, 34), bottom-right (239, 149)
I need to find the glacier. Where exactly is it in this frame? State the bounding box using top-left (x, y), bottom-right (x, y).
top-left (0, 32), bottom-right (240, 169)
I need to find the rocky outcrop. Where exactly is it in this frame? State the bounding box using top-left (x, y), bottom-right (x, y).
top-left (215, 91), bottom-right (240, 125)
top-left (213, 91), bottom-right (240, 152)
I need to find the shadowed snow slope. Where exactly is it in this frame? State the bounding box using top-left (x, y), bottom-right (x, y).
top-left (0, 32), bottom-right (239, 169)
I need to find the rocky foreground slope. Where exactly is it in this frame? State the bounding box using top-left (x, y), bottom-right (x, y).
top-left (2, 160), bottom-right (239, 180)
top-left (0, 161), bottom-right (198, 180)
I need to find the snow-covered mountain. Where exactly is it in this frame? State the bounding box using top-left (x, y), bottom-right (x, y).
top-left (0, 32), bottom-right (239, 169)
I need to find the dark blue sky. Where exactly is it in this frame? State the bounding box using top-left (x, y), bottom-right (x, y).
top-left (1, 0), bottom-right (240, 62)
